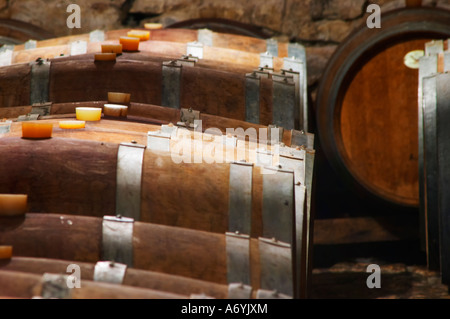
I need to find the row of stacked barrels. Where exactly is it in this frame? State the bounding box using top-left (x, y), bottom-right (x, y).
top-left (0, 23), bottom-right (315, 299)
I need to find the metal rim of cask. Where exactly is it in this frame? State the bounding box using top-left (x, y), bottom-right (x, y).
top-left (0, 269), bottom-right (187, 299)
top-left (0, 52), bottom-right (306, 131)
top-left (0, 256), bottom-right (231, 299)
top-left (0, 213), bottom-right (302, 299)
top-left (0, 19), bottom-right (54, 45)
top-left (315, 7), bottom-right (450, 208)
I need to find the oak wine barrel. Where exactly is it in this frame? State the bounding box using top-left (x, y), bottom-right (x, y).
top-left (0, 19), bottom-right (54, 45)
top-left (316, 7), bottom-right (450, 209)
top-left (0, 256), bottom-right (230, 299)
top-left (0, 130), bottom-right (310, 239)
top-left (0, 100), bottom-right (314, 148)
top-left (9, 38), bottom-right (287, 71)
top-left (11, 26), bottom-right (293, 58)
top-left (0, 270), bottom-right (186, 299)
top-left (11, 45), bottom-right (266, 73)
top-left (0, 51), bottom-right (304, 130)
top-left (0, 213), bottom-right (298, 298)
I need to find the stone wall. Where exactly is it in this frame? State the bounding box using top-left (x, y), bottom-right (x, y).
top-left (1, 0), bottom-right (449, 97)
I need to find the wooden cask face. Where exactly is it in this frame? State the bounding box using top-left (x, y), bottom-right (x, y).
top-left (339, 39), bottom-right (429, 207)
top-left (316, 7), bottom-right (450, 209)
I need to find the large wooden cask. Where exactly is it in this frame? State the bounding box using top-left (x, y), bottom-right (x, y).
top-left (0, 119), bottom-right (309, 238)
top-left (0, 270), bottom-right (187, 299)
top-left (9, 38), bottom-right (287, 71)
top-left (0, 19), bottom-right (54, 45)
top-left (0, 213), bottom-right (299, 298)
top-left (316, 7), bottom-right (450, 209)
top-left (0, 256), bottom-right (231, 299)
top-left (0, 51), bottom-right (305, 130)
top-left (11, 27), bottom-right (296, 58)
top-left (0, 100), bottom-right (314, 147)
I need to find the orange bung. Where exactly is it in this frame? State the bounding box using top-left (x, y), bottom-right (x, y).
top-left (119, 36), bottom-right (140, 51)
top-left (101, 44), bottom-right (123, 55)
top-left (103, 104), bottom-right (128, 117)
top-left (0, 246), bottom-right (12, 259)
top-left (0, 194), bottom-right (27, 217)
top-left (21, 122), bottom-right (53, 139)
top-left (94, 53), bottom-right (116, 61)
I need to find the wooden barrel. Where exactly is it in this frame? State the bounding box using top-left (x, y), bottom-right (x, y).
top-left (10, 38), bottom-right (286, 70)
top-left (316, 7), bottom-right (450, 208)
top-left (0, 101), bottom-right (314, 148)
top-left (0, 53), bottom-right (263, 111)
top-left (0, 52), bottom-right (302, 129)
top-left (0, 270), bottom-right (186, 299)
top-left (0, 256), bottom-right (230, 299)
top-left (11, 27), bottom-right (292, 57)
top-left (0, 213), bottom-right (298, 297)
top-left (0, 132), bottom-right (308, 238)
top-left (0, 19), bottom-right (54, 45)
top-left (11, 45), bottom-right (274, 76)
